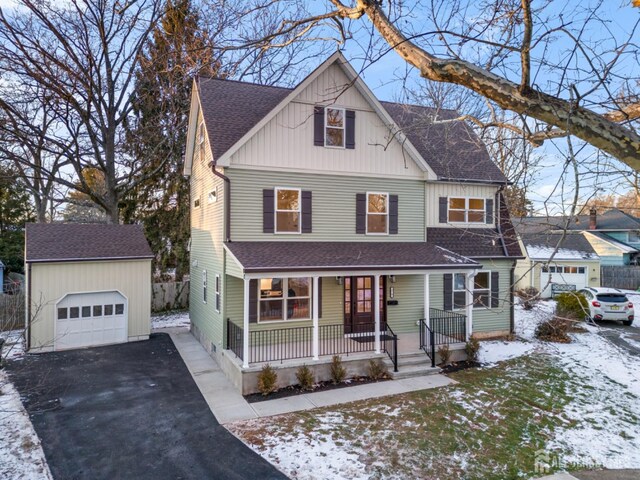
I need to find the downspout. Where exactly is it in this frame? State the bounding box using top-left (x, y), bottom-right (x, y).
top-left (209, 161), bottom-right (231, 243)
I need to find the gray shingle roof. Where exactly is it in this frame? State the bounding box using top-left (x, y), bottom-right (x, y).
top-left (516, 208), bottom-right (640, 233)
top-left (25, 223), bottom-right (153, 263)
top-left (197, 77), bottom-right (505, 183)
top-left (520, 232), bottom-right (598, 260)
top-left (427, 227), bottom-right (522, 258)
top-left (224, 241), bottom-right (478, 273)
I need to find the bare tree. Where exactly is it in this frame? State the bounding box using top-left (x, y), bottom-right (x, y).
top-left (222, 0), bottom-right (640, 169)
top-left (0, 0), bottom-right (165, 223)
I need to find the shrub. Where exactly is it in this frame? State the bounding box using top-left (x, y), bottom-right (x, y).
top-left (330, 355), bottom-right (347, 384)
top-left (535, 316), bottom-right (572, 343)
top-left (516, 287), bottom-right (540, 311)
top-left (555, 292), bottom-right (589, 320)
top-left (465, 336), bottom-right (481, 363)
top-left (296, 364), bottom-right (315, 391)
top-left (257, 364), bottom-right (278, 396)
top-left (367, 359), bottom-right (389, 380)
top-left (437, 344), bottom-right (451, 366)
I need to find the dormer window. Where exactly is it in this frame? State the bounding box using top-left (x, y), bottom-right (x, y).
top-left (325, 107), bottom-right (345, 147)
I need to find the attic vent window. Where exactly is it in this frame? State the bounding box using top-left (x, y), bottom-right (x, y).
top-left (325, 107), bottom-right (345, 147)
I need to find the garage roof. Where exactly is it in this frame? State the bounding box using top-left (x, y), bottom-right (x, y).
top-left (26, 223), bottom-right (154, 263)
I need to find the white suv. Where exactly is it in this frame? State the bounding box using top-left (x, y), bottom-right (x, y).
top-left (578, 287), bottom-right (634, 326)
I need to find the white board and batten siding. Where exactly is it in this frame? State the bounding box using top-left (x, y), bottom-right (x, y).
top-left (227, 64), bottom-right (428, 180)
top-left (29, 259), bottom-right (151, 352)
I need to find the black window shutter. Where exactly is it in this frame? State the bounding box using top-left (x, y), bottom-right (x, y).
top-left (486, 199), bottom-right (494, 224)
top-left (313, 106), bottom-right (324, 146)
top-left (345, 110), bottom-right (356, 149)
top-left (491, 271), bottom-right (499, 308)
top-left (439, 197), bottom-right (448, 223)
top-left (249, 279), bottom-right (258, 323)
top-left (389, 194), bottom-right (398, 234)
top-left (301, 191), bottom-right (312, 233)
top-left (356, 193), bottom-right (366, 234)
top-left (317, 278), bottom-right (323, 318)
top-left (263, 189), bottom-right (274, 233)
top-left (443, 273), bottom-right (453, 311)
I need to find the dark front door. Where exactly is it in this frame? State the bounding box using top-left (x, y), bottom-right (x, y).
top-left (344, 276), bottom-right (386, 334)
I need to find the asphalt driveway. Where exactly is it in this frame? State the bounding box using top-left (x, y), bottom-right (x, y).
top-left (594, 321), bottom-right (640, 356)
top-left (7, 333), bottom-right (285, 480)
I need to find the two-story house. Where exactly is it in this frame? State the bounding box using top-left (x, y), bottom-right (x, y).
top-left (184, 52), bottom-right (522, 394)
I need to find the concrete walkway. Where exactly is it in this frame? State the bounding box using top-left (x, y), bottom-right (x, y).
top-left (535, 470), bottom-right (640, 480)
top-left (167, 329), bottom-right (455, 424)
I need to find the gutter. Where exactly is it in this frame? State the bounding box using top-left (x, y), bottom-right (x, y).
top-left (209, 161), bottom-right (231, 242)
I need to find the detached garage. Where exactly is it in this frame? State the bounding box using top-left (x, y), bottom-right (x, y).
top-left (25, 223), bottom-right (153, 352)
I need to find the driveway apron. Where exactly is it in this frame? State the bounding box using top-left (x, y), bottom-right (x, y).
top-left (7, 333), bottom-right (285, 480)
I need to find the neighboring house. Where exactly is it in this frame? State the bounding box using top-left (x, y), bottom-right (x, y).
top-left (514, 232), bottom-right (600, 298)
top-left (0, 260), bottom-right (4, 293)
top-left (25, 223), bottom-right (153, 352)
top-left (184, 52), bottom-right (522, 394)
top-left (516, 208), bottom-right (640, 266)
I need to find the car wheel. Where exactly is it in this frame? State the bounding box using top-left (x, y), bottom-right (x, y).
top-left (623, 319), bottom-right (634, 326)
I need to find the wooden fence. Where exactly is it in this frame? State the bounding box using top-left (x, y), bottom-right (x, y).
top-left (152, 281), bottom-right (189, 312)
top-left (0, 292), bottom-right (25, 331)
top-left (600, 266), bottom-right (640, 290)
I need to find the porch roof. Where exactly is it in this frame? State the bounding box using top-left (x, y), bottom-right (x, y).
top-left (224, 241), bottom-right (478, 275)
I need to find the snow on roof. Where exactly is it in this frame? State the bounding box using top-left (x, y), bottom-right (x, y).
top-left (525, 244), bottom-right (599, 261)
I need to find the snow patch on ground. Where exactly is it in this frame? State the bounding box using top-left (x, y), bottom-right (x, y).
top-left (151, 310), bottom-right (190, 330)
top-left (0, 371), bottom-right (52, 480)
top-left (1, 329), bottom-right (25, 361)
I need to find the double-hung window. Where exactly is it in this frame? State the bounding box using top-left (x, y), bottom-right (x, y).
top-left (325, 107), bottom-right (345, 147)
top-left (473, 272), bottom-right (491, 308)
top-left (453, 272), bottom-right (491, 309)
top-left (448, 198), bottom-right (485, 223)
top-left (367, 192), bottom-right (388, 234)
top-left (275, 187), bottom-right (301, 233)
top-left (215, 274), bottom-right (221, 312)
top-left (259, 277), bottom-right (311, 322)
top-left (202, 269), bottom-right (207, 304)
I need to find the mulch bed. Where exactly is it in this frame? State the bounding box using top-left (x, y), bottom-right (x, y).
top-left (440, 360), bottom-right (481, 374)
top-left (244, 376), bottom-right (391, 403)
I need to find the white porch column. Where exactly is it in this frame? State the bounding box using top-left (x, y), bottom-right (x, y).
top-left (374, 274), bottom-right (381, 354)
top-left (465, 272), bottom-right (475, 341)
top-left (424, 273), bottom-right (430, 327)
top-left (312, 276), bottom-right (319, 360)
top-left (242, 278), bottom-right (250, 368)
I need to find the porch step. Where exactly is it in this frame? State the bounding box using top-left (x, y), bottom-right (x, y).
top-left (383, 352), bottom-right (441, 380)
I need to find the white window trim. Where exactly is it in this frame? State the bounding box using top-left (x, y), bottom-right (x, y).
top-left (215, 274), bottom-right (221, 312)
top-left (258, 277), bottom-right (312, 323)
top-left (194, 196), bottom-right (201, 209)
top-left (208, 187), bottom-right (218, 204)
top-left (366, 191), bottom-right (389, 235)
top-left (452, 271), bottom-right (492, 310)
top-left (324, 106), bottom-right (346, 149)
top-left (274, 187), bottom-right (302, 235)
top-left (202, 269), bottom-right (207, 304)
top-left (447, 196), bottom-right (486, 224)
top-left (452, 273), bottom-right (466, 310)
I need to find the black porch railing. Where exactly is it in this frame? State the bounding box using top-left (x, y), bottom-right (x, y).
top-left (226, 320), bottom-right (395, 366)
top-left (419, 308), bottom-right (467, 368)
top-left (226, 318), bottom-right (244, 361)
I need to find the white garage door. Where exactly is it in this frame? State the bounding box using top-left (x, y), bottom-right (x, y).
top-left (540, 265), bottom-right (587, 298)
top-left (55, 291), bottom-right (128, 350)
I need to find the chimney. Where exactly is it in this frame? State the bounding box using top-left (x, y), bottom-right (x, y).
top-left (589, 208), bottom-right (597, 230)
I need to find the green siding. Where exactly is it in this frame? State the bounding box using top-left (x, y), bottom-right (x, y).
top-left (386, 275), bottom-right (425, 334)
top-left (227, 169), bottom-right (425, 242)
top-left (429, 260), bottom-right (513, 334)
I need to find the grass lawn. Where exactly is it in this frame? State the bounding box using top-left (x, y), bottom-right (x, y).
top-left (229, 350), bottom-right (637, 479)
